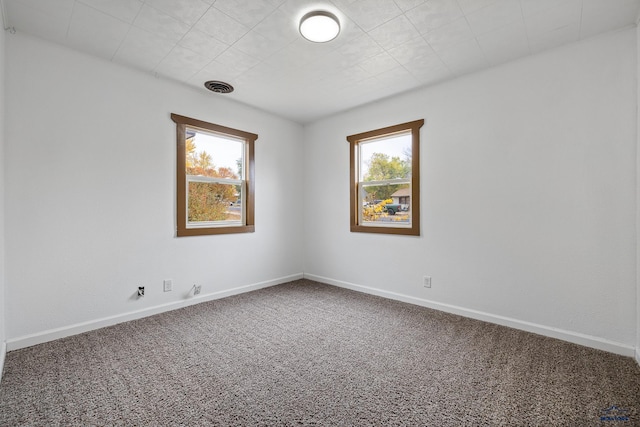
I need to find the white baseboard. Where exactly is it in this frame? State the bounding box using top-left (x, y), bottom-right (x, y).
top-left (304, 273), bottom-right (636, 358)
top-left (6, 272), bottom-right (636, 360)
top-left (6, 273), bottom-right (303, 351)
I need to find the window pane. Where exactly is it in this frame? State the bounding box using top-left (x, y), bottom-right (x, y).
top-left (359, 133), bottom-right (411, 181)
top-left (188, 181), bottom-right (242, 225)
top-left (360, 183), bottom-right (411, 227)
top-left (359, 132), bottom-right (412, 227)
top-left (186, 128), bottom-right (244, 180)
top-left (186, 128), bottom-right (244, 227)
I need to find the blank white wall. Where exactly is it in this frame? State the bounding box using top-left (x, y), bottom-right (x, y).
top-left (4, 33), bottom-right (304, 341)
top-left (304, 28), bottom-right (637, 351)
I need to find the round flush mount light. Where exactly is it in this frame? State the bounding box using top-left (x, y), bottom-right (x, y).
top-left (299, 11), bottom-right (340, 43)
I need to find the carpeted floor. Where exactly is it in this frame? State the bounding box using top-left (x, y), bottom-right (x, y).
top-left (0, 279), bottom-right (639, 426)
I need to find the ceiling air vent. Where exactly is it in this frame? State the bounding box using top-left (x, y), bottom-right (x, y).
top-left (204, 80), bottom-right (234, 94)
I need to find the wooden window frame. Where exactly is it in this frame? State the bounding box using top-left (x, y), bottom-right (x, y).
top-left (171, 113), bottom-right (257, 237)
top-left (347, 119), bottom-right (424, 236)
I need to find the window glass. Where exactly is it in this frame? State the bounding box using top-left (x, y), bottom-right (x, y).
top-left (359, 132), bottom-right (412, 227)
top-left (186, 129), bottom-right (244, 227)
top-left (359, 134), bottom-right (411, 181)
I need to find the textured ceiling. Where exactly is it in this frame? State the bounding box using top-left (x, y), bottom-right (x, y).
top-left (3, 0), bottom-right (640, 123)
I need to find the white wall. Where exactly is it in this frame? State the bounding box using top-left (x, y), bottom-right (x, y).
top-left (4, 33), bottom-right (305, 345)
top-left (304, 28), bottom-right (638, 355)
top-left (0, 7), bottom-right (7, 370)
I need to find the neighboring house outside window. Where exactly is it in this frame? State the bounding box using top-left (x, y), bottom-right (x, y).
top-left (391, 188), bottom-right (411, 209)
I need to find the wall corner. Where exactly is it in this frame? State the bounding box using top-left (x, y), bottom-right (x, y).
top-left (636, 22), bottom-right (640, 366)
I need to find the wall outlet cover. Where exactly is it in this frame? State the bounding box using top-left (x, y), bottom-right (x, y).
top-left (423, 276), bottom-right (431, 288)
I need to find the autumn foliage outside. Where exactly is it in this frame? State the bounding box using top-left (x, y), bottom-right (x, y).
top-left (186, 136), bottom-right (241, 223)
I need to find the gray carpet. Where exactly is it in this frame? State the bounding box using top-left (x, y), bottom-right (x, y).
top-left (0, 279), bottom-right (639, 426)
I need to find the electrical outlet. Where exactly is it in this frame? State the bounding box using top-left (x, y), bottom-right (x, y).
top-left (423, 276), bottom-right (431, 288)
top-left (163, 279), bottom-right (172, 292)
top-left (194, 284), bottom-right (202, 295)
top-left (138, 286), bottom-right (145, 296)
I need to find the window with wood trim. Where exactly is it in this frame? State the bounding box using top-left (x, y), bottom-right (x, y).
top-left (347, 119), bottom-right (424, 236)
top-left (171, 113), bottom-right (257, 237)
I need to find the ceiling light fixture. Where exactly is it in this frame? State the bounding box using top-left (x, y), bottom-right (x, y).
top-left (299, 11), bottom-right (340, 43)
